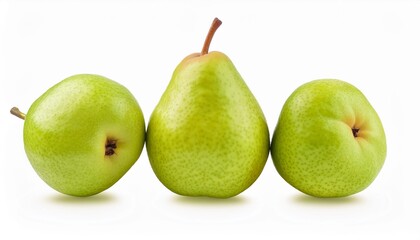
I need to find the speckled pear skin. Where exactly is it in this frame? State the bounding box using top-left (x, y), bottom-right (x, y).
top-left (271, 79), bottom-right (386, 198)
top-left (146, 51), bottom-right (270, 198)
top-left (23, 74), bottom-right (145, 197)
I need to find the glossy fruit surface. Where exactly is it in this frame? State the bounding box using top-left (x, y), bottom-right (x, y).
top-left (271, 79), bottom-right (386, 197)
top-left (23, 74), bottom-right (145, 196)
top-left (147, 18), bottom-right (269, 198)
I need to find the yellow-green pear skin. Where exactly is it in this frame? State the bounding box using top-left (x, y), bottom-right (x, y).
top-left (23, 74), bottom-right (145, 197)
top-left (271, 79), bottom-right (386, 198)
top-left (146, 51), bottom-right (270, 198)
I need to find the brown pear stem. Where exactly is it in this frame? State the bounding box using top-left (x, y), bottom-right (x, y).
top-left (10, 107), bottom-right (26, 120)
top-left (201, 18), bottom-right (222, 55)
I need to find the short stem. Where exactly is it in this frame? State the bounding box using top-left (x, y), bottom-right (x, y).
top-left (10, 107), bottom-right (26, 120)
top-left (201, 18), bottom-right (222, 55)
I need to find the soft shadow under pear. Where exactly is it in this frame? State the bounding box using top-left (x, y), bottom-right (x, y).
top-left (172, 195), bottom-right (249, 206)
top-left (48, 192), bottom-right (117, 205)
top-left (292, 193), bottom-right (364, 206)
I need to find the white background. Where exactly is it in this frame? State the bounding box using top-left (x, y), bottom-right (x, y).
top-left (0, 0), bottom-right (419, 239)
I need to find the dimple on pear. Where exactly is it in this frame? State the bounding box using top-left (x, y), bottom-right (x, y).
top-left (146, 18), bottom-right (270, 198)
top-left (271, 79), bottom-right (386, 198)
top-left (11, 74), bottom-right (145, 197)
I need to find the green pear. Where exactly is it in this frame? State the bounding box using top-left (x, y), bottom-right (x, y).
top-left (146, 18), bottom-right (270, 198)
top-left (271, 79), bottom-right (386, 198)
top-left (11, 74), bottom-right (145, 197)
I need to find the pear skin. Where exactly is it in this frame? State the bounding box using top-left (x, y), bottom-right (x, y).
top-left (271, 79), bottom-right (386, 198)
top-left (11, 74), bottom-right (145, 197)
top-left (146, 18), bottom-right (269, 198)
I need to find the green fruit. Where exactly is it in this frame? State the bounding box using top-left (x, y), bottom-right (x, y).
top-left (271, 79), bottom-right (386, 198)
top-left (146, 18), bottom-right (270, 198)
top-left (11, 74), bottom-right (145, 197)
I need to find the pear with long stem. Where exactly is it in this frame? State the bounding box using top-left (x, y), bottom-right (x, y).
top-left (146, 18), bottom-right (270, 198)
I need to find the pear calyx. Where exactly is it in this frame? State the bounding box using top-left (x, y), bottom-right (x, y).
top-left (352, 127), bottom-right (360, 138)
top-left (10, 107), bottom-right (26, 120)
top-left (201, 18), bottom-right (222, 56)
top-left (105, 139), bottom-right (117, 156)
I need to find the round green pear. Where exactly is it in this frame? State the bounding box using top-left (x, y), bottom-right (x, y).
top-left (271, 79), bottom-right (386, 198)
top-left (146, 18), bottom-right (270, 198)
top-left (11, 74), bottom-right (145, 197)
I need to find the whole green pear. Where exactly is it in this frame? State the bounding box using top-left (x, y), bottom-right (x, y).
top-left (11, 74), bottom-right (145, 197)
top-left (271, 79), bottom-right (386, 198)
top-left (146, 18), bottom-right (270, 198)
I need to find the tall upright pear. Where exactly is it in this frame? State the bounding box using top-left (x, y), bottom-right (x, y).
top-left (146, 18), bottom-right (269, 198)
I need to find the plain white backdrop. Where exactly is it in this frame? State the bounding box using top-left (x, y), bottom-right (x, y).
top-left (1, 0), bottom-right (419, 239)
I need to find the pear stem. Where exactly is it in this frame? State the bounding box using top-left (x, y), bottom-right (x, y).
top-left (10, 107), bottom-right (26, 120)
top-left (201, 18), bottom-right (222, 55)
